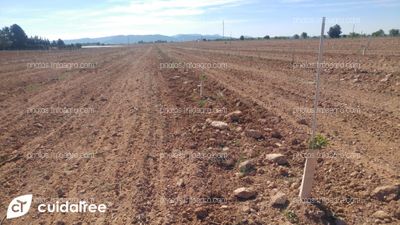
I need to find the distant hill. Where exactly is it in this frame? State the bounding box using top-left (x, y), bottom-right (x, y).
top-left (64, 34), bottom-right (223, 44)
top-left (171, 34), bottom-right (222, 42)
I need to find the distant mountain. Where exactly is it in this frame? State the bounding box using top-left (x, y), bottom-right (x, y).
top-left (172, 34), bottom-right (223, 42)
top-left (64, 34), bottom-right (223, 44)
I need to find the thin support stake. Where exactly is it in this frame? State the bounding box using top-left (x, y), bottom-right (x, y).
top-left (299, 17), bottom-right (326, 199)
top-left (362, 35), bottom-right (372, 56)
top-left (200, 80), bottom-right (203, 97)
top-left (200, 74), bottom-right (204, 97)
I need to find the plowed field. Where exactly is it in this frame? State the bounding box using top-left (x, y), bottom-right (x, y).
top-left (1, 38), bottom-right (399, 224)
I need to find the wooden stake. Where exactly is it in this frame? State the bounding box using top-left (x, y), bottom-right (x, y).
top-left (362, 35), bottom-right (372, 56)
top-left (200, 80), bottom-right (203, 97)
top-left (291, 49), bottom-right (295, 66)
top-left (200, 74), bottom-right (204, 97)
top-left (299, 17), bottom-right (326, 199)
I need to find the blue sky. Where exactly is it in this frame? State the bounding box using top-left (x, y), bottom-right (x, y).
top-left (0, 0), bottom-right (399, 40)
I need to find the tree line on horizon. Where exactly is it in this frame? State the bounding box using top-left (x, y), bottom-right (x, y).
top-left (234, 25), bottom-right (399, 41)
top-left (0, 24), bottom-right (81, 50)
top-left (323, 25), bottom-right (399, 39)
top-left (2, 23), bottom-right (398, 47)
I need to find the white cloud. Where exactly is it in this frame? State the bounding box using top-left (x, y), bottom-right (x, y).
top-left (23, 0), bottom-right (247, 39)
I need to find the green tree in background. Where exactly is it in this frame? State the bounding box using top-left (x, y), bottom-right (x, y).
top-left (0, 24), bottom-right (80, 50)
top-left (372, 29), bottom-right (385, 37)
top-left (0, 27), bottom-right (12, 49)
top-left (9, 24), bottom-right (28, 49)
top-left (57, 38), bottom-right (65, 47)
top-left (327, 24), bottom-right (342, 38)
top-left (349, 32), bottom-right (361, 38)
top-left (389, 29), bottom-right (399, 36)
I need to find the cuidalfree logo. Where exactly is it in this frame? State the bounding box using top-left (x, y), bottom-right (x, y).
top-left (7, 194), bottom-right (33, 219)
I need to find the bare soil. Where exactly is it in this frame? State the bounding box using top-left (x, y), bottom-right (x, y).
top-left (0, 38), bottom-right (399, 225)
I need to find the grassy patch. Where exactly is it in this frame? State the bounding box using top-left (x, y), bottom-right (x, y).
top-left (25, 83), bottom-right (41, 92)
top-left (308, 134), bottom-right (329, 149)
top-left (284, 210), bottom-right (299, 224)
top-left (198, 99), bottom-right (207, 107)
top-left (57, 74), bottom-right (68, 81)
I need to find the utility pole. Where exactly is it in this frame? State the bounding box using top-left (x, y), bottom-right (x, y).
top-left (222, 20), bottom-right (225, 39)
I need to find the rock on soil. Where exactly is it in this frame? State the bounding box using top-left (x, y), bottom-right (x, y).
top-left (334, 218), bottom-right (347, 225)
top-left (266, 153), bottom-right (288, 165)
top-left (194, 208), bottom-right (208, 220)
top-left (241, 205), bottom-right (251, 213)
top-left (291, 138), bottom-right (301, 145)
top-left (210, 121), bottom-right (228, 129)
top-left (297, 118), bottom-right (308, 125)
top-left (224, 110), bottom-right (243, 122)
top-left (238, 159), bottom-right (255, 173)
top-left (34, 123), bottom-right (44, 128)
top-left (371, 184), bottom-right (400, 201)
top-left (271, 131), bottom-right (283, 139)
top-left (245, 129), bottom-right (263, 139)
top-left (258, 119), bottom-right (267, 124)
top-left (372, 210), bottom-right (391, 220)
top-left (220, 205), bottom-right (229, 209)
top-left (220, 158), bottom-right (236, 170)
top-left (233, 187), bottom-right (257, 200)
top-left (176, 178), bottom-right (185, 187)
top-left (270, 192), bottom-right (288, 207)
top-left (380, 74), bottom-right (392, 82)
top-left (100, 96), bottom-right (108, 101)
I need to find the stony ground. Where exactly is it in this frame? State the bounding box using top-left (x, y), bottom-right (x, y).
top-left (0, 38), bottom-right (399, 225)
